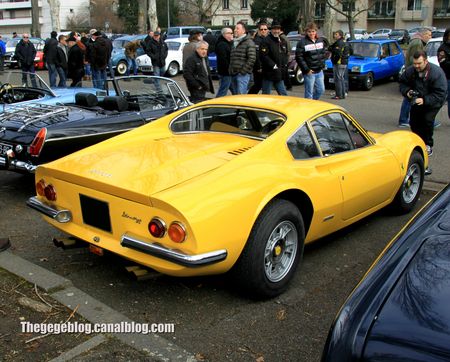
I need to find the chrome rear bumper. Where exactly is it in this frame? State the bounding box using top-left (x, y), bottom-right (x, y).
top-left (121, 233), bottom-right (227, 267)
top-left (0, 156), bottom-right (37, 173)
top-left (26, 196), bottom-right (72, 222)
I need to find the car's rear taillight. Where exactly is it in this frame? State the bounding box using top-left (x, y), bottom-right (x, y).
top-left (168, 222), bottom-right (186, 243)
top-left (36, 179), bottom-right (46, 196)
top-left (148, 218), bottom-right (166, 238)
top-left (29, 128), bottom-right (47, 156)
top-left (44, 183), bottom-right (57, 201)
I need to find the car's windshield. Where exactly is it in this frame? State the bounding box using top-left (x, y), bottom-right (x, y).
top-left (426, 41), bottom-right (443, 57)
top-left (354, 30), bottom-right (366, 34)
top-left (113, 39), bottom-right (128, 49)
top-left (166, 42), bottom-right (181, 51)
top-left (171, 107), bottom-right (285, 139)
top-left (390, 30), bottom-right (404, 35)
top-left (350, 43), bottom-right (379, 57)
top-left (0, 70), bottom-right (53, 93)
top-left (6, 39), bottom-right (20, 47)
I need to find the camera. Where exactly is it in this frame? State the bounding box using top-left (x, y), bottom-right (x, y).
top-left (409, 90), bottom-right (420, 105)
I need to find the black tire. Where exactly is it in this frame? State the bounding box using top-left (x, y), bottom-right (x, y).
top-left (165, 61), bottom-right (180, 77)
top-left (232, 199), bottom-right (305, 298)
top-left (391, 150), bottom-right (424, 213)
top-left (116, 60), bottom-right (128, 76)
top-left (362, 72), bottom-right (374, 90)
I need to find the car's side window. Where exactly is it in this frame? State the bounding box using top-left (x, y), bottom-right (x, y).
top-left (311, 113), bottom-right (354, 155)
top-left (287, 124), bottom-right (320, 159)
top-left (389, 42), bottom-right (400, 55)
top-left (340, 113), bottom-right (370, 148)
top-left (381, 43), bottom-right (390, 58)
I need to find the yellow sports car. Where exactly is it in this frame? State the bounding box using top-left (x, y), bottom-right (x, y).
top-left (27, 95), bottom-right (427, 298)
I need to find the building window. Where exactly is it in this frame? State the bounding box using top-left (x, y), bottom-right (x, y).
top-left (9, 10), bottom-right (16, 19)
top-left (342, 2), bottom-right (356, 11)
top-left (315, 2), bottom-right (325, 17)
top-left (407, 0), bottom-right (421, 10)
top-left (223, 20), bottom-right (230, 25)
top-left (240, 19), bottom-right (248, 24)
top-left (241, 0), bottom-right (248, 8)
top-left (223, 0), bottom-right (229, 9)
top-left (0, 11), bottom-right (3, 20)
top-left (374, 0), bottom-right (394, 15)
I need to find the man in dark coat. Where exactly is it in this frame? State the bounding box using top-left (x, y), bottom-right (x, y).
top-left (437, 28), bottom-right (450, 121)
top-left (259, 20), bottom-right (289, 95)
top-left (14, 33), bottom-right (37, 86)
top-left (399, 50), bottom-right (447, 174)
top-left (203, 28), bottom-right (216, 54)
top-left (55, 35), bottom-right (68, 87)
top-left (329, 30), bottom-right (350, 99)
top-left (89, 31), bottom-right (110, 89)
top-left (215, 27), bottom-right (235, 97)
top-left (248, 22), bottom-right (269, 94)
top-left (67, 36), bottom-right (85, 87)
top-left (183, 41), bottom-right (214, 103)
top-left (146, 30), bottom-right (168, 77)
top-left (295, 22), bottom-right (327, 99)
top-left (43, 31), bottom-right (59, 87)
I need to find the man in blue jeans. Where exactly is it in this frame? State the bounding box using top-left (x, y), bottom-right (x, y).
top-left (295, 22), bottom-right (327, 100)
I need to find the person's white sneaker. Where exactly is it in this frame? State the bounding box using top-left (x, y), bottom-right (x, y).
top-left (426, 145), bottom-right (433, 157)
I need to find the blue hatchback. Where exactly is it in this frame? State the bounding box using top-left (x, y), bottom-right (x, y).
top-left (111, 35), bottom-right (147, 76)
top-left (324, 39), bottom-right (405, 90)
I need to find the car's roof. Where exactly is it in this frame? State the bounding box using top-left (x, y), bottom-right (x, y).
top-left (349, 39), bottom-right (396, 43)
top-left (114, 34), bottom-right (146, 41)
top-left (428, 37), bottom-right (443, 43)
top-left (165, 37), bottom-right (189, 43)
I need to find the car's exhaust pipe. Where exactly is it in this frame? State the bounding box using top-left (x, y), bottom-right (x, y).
top-left (53, 237), bottom-right (87, 250)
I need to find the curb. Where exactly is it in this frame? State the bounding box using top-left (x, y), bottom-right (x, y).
top-left (422, 180), bottom-right (447, 194)
top-left (0, 251), bottom-right (195, 362)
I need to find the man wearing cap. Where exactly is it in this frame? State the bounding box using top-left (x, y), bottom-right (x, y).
top-left (229, 21), bottom-right (256, 94)
top-left (145, 30), bottom-right (168, 77)
top-left (183, 41), bottom-right (214, 103)
top-left (14, 33), bottom-right (37, 86)
top-left (43, 31), bottom-right (59, 87)
top-left (67, 36), bottom-right (85, 86)
top-left (259, 20), bottom-right (289, 95)
top-left (12, 32), bottom-right (18, 38)
top-left (88, 31), bottom-right (109, 89)
top-left (183, 29), bottom-right (203, 69)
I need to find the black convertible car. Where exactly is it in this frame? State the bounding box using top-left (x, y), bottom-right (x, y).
top-left (0, 76), bottom-right (190, 173)
top-left (322, 184), bottom-right (450, 361)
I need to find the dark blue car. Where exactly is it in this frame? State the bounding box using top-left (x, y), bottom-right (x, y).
top-left (324, 39), bottom-right (405, 90)
top-left (322, 183), bottom-right (450, 361)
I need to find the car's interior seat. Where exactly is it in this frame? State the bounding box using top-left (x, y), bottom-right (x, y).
top-left (101, 96), bottom-right (129, 112)
top-left (75, 92), bottom-right (99, 107)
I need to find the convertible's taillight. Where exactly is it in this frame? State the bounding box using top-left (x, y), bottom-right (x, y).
top-left (148, 218), bottom-right (166, 238)
top-left (44, 184), bottom-right (57, 201)
top-left (29, 128), bottom-right (47, 156)
top-left (36, 179), bottom-right (46, 196)
top-left (168, 222), bottom-right (186, 243)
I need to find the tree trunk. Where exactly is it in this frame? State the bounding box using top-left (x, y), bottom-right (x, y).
top-left (31, 0), bottom-right (40, 37)
top-left (148, 0), bottom-right (158, 30)
top-left (297, 0), bottom-right (314, 32)
top-left (47, 0), bottom-right (61, 32)
top-left (323, 0), bottom-right (336, 41)
top-left (137, 0), bottom-right (147, 33)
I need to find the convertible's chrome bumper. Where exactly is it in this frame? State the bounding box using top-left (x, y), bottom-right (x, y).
top-left (121, 233), bottom-right (228, 267)
top-left (0, 156), bottom-right (37, 173)
top-left (26, 196), bottom-right (72, 222)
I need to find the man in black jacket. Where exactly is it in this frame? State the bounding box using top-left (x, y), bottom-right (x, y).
top-left (146, 30), bottom-right (168, 77)
top-left (329, 30), bottom-right (350, 99)
top-left (259, 20), bottom-right (289, 95)
top-left (67, 36), bottom-right (85, 87)
top-left (89, 31), bottom-right (109, 89)
top-left (55, 35), bottom-right (68, 87)
top-left (183, 41), bottom-right (214, 103)
top-left (437, 28), bottom-right (450, 121)
top-left (399, 50), bottom-right (447, 174)
top-left (14, 33), bottom-right (37, 87)
top-left (295, 22), bottom-right (327, 99)
top-left (248, 21), bottom-right (269, 94)
top-left (215, 27), bottom-right (235, 97)
top-left (43, 31), bottom-right (59, 87)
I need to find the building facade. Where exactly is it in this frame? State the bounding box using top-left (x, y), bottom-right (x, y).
top-left (0, 0), bottom-right (88, 38)
top-left (211, 0), bottom-right (254, 26)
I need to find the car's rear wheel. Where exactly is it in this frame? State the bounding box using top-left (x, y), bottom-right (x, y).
top-left (393, 65), bottom-right (405, 81)
top-left (362, 72), bottom-right (374, 90)
top-left (391, 150), bottom-right (424, 213)
top-left (166, 61), bottom-right (180, 77)
top-left (293, 67), bottom-right (304, 85)
top-left (232, 199), bottom-right (305, 298)
top-left (116, 60), bottom-right (128, 76)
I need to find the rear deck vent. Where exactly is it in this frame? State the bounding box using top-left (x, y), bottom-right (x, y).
top-left (227, 146), bottom-right (253, 156)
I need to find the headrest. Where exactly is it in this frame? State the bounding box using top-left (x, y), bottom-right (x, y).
top-left (102, 96), bottom-right (128, 112)
top-left (75, 92), bottom-right (98, 107)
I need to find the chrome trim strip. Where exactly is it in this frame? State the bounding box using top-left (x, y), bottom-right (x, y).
top-left (26, 196), bottom-right (72, 222)
top-left (120, 233), bottom-right (227, 267)
top-left (0, 156), bottom-right (37, 173)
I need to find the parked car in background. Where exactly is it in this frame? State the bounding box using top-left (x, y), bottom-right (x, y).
top-left (426, 37), bottom-right (443, 66)
top-left (408, 26), bottom-right (436, 38)
top-left (322, 183), bottom-right (450, 362)
top-left (345, 29), bottom-right (369, 40)
top-left (0, 76), bottom-right (190, 173)
top-left (4, 37), bottom-right (46, 70)
top-left (136, 37), bottom-right (189, 77)
top-left (389, 29), bottom-right (410, 44)
top-left (324, 39), bottom-right (405, 90)
top-left (166, 26), bottom-right (206, 39)
top-left (27, 95), bottom-right (426, 298)
top-left (368, 28), bottom-right (392, 39)
top-left (432, 28), bottom-right (446, 38)
top-left (287, 34), bottom-right (304, 85)
top-left (111, 34), bottom-right (146, 75)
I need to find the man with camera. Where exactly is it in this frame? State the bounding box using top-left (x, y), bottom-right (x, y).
top-left (399, 50), bottom-right (447, 175)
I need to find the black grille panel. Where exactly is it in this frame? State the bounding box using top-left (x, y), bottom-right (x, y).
top-left (79, 194), bottom-right (112, 232)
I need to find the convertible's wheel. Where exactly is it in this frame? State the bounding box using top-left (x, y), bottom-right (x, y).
top-left (116, 61), bottom-right (128, 76)
top-left (391, 150), bottom-right (424, 213)
top-left (166, 61), bottom-right (180, 77)
top-left (362, 72), bottom-right (374, 91)
top-left (293, 67), bottom-right (304, 85)
top-left (232, 199), bottom-right (305, 298)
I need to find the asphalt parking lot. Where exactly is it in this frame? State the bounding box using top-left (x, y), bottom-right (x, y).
top-left (1, 73), bottom-right (449, 361)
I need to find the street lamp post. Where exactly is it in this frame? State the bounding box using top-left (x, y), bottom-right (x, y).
top-left (167, 0), bottom-right (170, 27)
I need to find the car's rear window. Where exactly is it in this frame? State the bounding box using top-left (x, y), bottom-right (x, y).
top-left (350, 43), bottom-right (379, 57)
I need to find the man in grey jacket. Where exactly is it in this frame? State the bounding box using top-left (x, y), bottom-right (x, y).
top-left (229, 21), bottom-right (256, 94)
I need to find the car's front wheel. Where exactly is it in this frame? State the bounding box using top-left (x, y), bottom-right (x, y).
top-left (116, 60), bottom-right (128, 76)
top-left (391, 150), bottom-right (424, 213)
top-left (165, 61), bottom-right (180, 77)
top-left (293, 67), bottom-right (304, 85)
top-left (362, 72), bottom-right (374, 90)
top-left (232, 199), bottom-right (305, 298)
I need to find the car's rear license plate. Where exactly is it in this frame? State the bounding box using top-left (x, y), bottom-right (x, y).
top-left (0, 143), bottom-right (12, 155)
